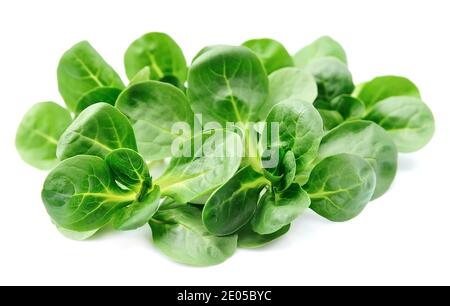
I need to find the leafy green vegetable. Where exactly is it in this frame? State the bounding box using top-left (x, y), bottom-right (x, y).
top-left (17, 33), bottom-right (436, 266)
top-left (330, 95), bottom-right (365, 120)
top-left (113, 186), bottom-right (160, 231)
top-left (187, 45), bottom-right (268, 124)
top-left (57, 41), bottom-right (124, 112)
top-left (317, 109), bottom-right (344, 131)
top-left (260, 67), bottom-right (317, 119)
top-left (305, 153), bottom-right (376, 221)
top-left (307, 57), bottom-right (354, 101)
top-left (365, 97), bottom-right (435, 152)
top-left (354, 76), bottom-right (420, 108)
top-left (124, 32), bottom-right (187, 87)
top-left (318, 120), bottom-right (397, 199)
top-left (237, 223), bottom-right (290, 249)
top-left (75, 87), bottom-right (122, 115)
top-left (150, 205), bottom-right (237, 266)
top-left (42, 155), bottom-right (135, 231)
top-left (57, 103), bottom-right (137, 160)
top-left (264, 99), bottom-right (323, 185)
top-left (242, 38), bottom-right (294, 74)
top-left (105, 148), bottom-right (151, 195)
top-left (155, 130), bottom-right (242, 203)
top-left (252, 183), bottom-right (310, 234)
top-left (203, 166), bottom-right (268, 236)
top-left (116, 81), bottom-right (195, 160)
top-left (16, 102), bottom-right (72, 170)
top-left (294, 36), bottom-right (347, 68)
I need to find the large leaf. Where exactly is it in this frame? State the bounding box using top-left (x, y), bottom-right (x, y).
top-left (57, 41), bottom-right (124, 111)
top-left (251, 183), bottom-right (310, 235)
top-left (124, 32), bottom-right (187, 87)
top-left (57, 103), bottom-right (137, 160)
top-left (293, 36), bottom-right (347, 68)
top-left (42, 155), bottom-right (135, 231)
top-left (305, 154), bottom-right (376, 221)
top-left (187, 45), bottom-right (269, 124)
top-left (155, 130), bottom-right (242, 203)
top-left (365, 97), bottom-right (435, 152)
top-left (203, 166), bottom-right (268, 236)
top-left (116, 81), bottom-right (195, 160)
top-left (242, 38), bottom-right (294, 74)
top-left (318, 120), bottom-right (397, 199)
top-left (264, 99), bottom-right (324, 185)
top-left (16, 102), bottom-right (72, 170)
top-left (354, 76), bottom-right (420, 108)
top-left (150, 205), bottom-right (237, 266)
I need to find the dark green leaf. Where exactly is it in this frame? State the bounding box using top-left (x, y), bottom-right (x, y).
top-left (252, 183), bottom-right (310, 234)
top-left (317, 109), bottom-right (344, 131)
top-left (150, 205), bottom-right (237, 266)
top-left (203, 166), bottom-right (268, 236)
top-left (237, 223), bottom-right (290, 249)
top-left (330, 95), bottom-right (365, 119)
top-left (318, 120), bottom-right (397, 199)
top-left (305, 153), bottom-right (376, 221)
top-left (75, 87), bottom-right (122, 115)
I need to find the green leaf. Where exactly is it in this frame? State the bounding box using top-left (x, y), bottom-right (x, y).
top-left (237, 223), bottom-right (290, 249)
top-left (113, 186), bottom-right (160, 231)
top-left (330, 95), bottom-right (365, 120)
top-left (187, 45), bottom-right (269, 124)
top-left (105, 148), bottom-right (151, 194)
top-left (318, 120), bottom-right (397, 199)
top-left (16, 102), bottom-right (72, 170)
top-left (307, 57), bottom-right (354, 101)
top-left (251, 183), bottom-right (310, 235)
top-left (365, 97), bottom-right (435, 152)
top-left (354, 76), bottom-right (420, 108)
top-left (57, 41), bottom-right (124, 112)
top-left (55, 226), bottom-right (98, 241)
top-left (317, 109), bottom-right (344, 131)
top-left (129, 66), bottom-right (151, 85)
top-left (293, 36), bottom-right (347, 68)
top-left (264, 99), bottom-right (324, 185)
top-left (124, 32), bottom-right (187, 87)
top-left (305, 153), bottom-right (376, 221)
top-left (75, 87), bottom-right (122, 115)
top-left (242, 38), bottom-right (294, 74)
top-left (155, 130), bottom-right (242, 203)
top-left (203, 166), bottom-right (268, 236)
top-left (116, 81), bottom-right (195, 161)
top-left (42, 155), bottom-right (135, 231)
top-left (57, 103), bottom-right (137, 160)
top-left (277, 150), bottom-right (297, 192)
top-left (260, 67), bottom-right (317, 119)
top-left (150, 205), bottom-right (237, 266)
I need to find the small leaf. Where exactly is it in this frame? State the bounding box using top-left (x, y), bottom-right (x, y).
top-left (125, 32), bottom-right (187, 87)
top-left (305, 153), bottom-right (376, 221)
top-left (317, 109), bottom-right (344, 131)
top-left (294, 36), bottom-right (347, 68)
top-left (242, 38), bottom-right (294, 74)
top-left (129, 66), bottom-right (151, 85)
top-left (16, 102), bottom-right (72, 170)
top-left (252, 184), bottom-right (310, 234)
top-left (57, 103), bottom-right (137, 160)
top-left (57, 41), bottom-right (124, 111)
top-left (237, 223), bottom-right (290, 249)
top-left (203, 166), bottom-right (268, 236)
top-left (330, 95), bottom-right (365, 120)
top-left (150, 205), bottom-right (237, 266)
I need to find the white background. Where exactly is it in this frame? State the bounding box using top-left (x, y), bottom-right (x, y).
top-left (0, 0), bottom-right (449, 286)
